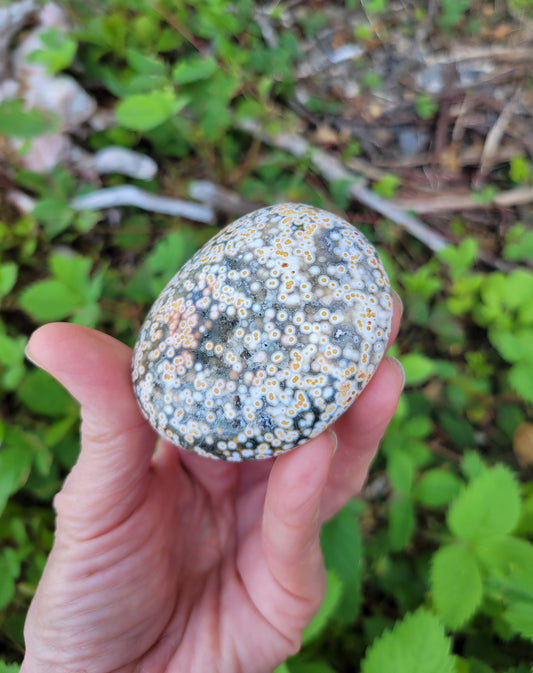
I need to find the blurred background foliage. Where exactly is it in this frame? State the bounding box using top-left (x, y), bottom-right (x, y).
top-left (1, 0), bottom-right (533, 670)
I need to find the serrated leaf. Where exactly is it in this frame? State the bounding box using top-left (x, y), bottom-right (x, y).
top-left (301, 572), bottom-right (342, 645)
top-left (431, 543), bottom-right (483, 629)
top-left (19, 280), bottom-right (81, 321)
top-left (413, 469), bottom-right (463, 507)
top-left (447, 465), bottom-right (521, 542)
top-left (361, 609), bottom-right (455, 673)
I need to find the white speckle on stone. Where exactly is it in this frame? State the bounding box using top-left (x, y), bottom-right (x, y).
top-left (132, 203), bottom-right (393, 461)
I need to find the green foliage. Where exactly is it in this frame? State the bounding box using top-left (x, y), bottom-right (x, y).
top-left (437, 0), bottom-right (472, 30)
top-left (0, 661), bottom-right (20, 673)
top-left (503, 224), bottom-right (533, 262)
top-left (429, 465), bottom-right (533, 639)
top-left (0, 100), bottom-right (56, 138)
top-left (116, 88), bottom-right (189, 131)
top-left (415, 93), bottom-right (439, 120)
top-left (508, 157), bottom-right (532, 184)
top-left (1, 0), bottom-right (533, 669)
top-left (372, 174), bottom-right (401, 199)
top-left (27, 28), bottom-right (78, 74)
top-left (361, 609), bottom-right (456, 673)
top-left (19, 253), bottom-right (105, 325)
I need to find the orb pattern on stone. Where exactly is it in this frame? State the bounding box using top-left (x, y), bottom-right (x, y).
top-left (132, 203), bottom-right (393, 461)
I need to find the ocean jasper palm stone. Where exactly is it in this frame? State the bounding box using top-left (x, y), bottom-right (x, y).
top-left (132, 203), bottom-right (393, 461)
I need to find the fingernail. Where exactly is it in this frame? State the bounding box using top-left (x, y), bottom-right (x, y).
top-left (391, 288), bottom-right (403, 318)
top-left (327, 428), bottom-right (338, 455)
top-left (24, 341), bottom-right (40, 367)
top-left (387, 355), bottom-right (406, 389)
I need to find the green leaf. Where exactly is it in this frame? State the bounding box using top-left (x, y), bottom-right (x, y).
top-left (18, 369), bottom-right (76, 417)
top-left (477, 536), bottom-right (533, 601)
top-left (508, 361), bottom-right (533, 404)
top-left (503, 601), bottom-right (533, 642)
top-left (172, 55), bottom-right (218, 84)
top-left (388, 495), bottom-right (416, 551)
top-left (301, 572), bottom-right (342, 645)
top-left (126, 48), bottom-right (166, 76)
top-left (0, 549), bottom-right (19, 610)
top-left (413, 469), bottom-right (463, 508)
top-left (387, 451), bottom-right (415, 495)
top-left (321, 502), bottom-right (363, 623)
top-left (438, 238), bottom-right (478, 279)
top-left (431, 543), bottom-right (483, 629)
top-left (0, 333), bottom-right (27, 391)
top-left (27, 27), bottom-right (77, 74)
top-left (116, 89), bottom-right (189, 131)
top-left (460, 451), bottom-right (487, 481)
top-left (0, 430), bottom-right (34, 515)
top-left (489, 328), bottom-right (533, 364)
top-left (504, 227), bottom-right (533, 262)
top-left (361, 609), bottom-right (455, 673)
top-left (32, 197), bottom-right (75, 238)
top-left (509, 157), bottom-right (531, 184)
top-left (372, 174), bottom-right (401, 199)
top-left (0, 660), bottom-right (21, 673)
top-left (0, 99), bottom-right (55, 138)
top-left (400, 353), bottom-right (436, 386)
top-left (0, 262), bottom-right (17, 299)
top-left (447, 465), bottom-right (521, 543)
top-left (19, 279), bottom-right (81, 321)
top-left (50, 254), bottom-right (93, 295)
top-left (272, 664), bottom-right (290, 673)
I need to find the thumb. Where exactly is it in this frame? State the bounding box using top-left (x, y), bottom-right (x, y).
top-left (26, 323), bottom-right (157, 538)
top-left (261, 431), bottom-right (336, 630)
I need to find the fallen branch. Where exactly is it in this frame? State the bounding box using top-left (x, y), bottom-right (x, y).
top-left (393, 186), bottom-right (533, 213)
top-left (238, 118), bottom-right (450, 252)
top-left (188, 180), bottom-right (261, 216)
top-left (71, 186), bottom-right (214, 223)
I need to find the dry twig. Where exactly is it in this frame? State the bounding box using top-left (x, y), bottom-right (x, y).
top-left (238, 118), bottom-right (450, 252)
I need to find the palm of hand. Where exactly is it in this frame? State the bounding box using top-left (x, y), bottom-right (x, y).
top-left (22, 314), bottom-right (402, 673)
top-left (27, 438), bottom-right (330, 673)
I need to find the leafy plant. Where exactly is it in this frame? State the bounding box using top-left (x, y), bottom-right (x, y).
top-left (19, 253), bottom-right (105, 325)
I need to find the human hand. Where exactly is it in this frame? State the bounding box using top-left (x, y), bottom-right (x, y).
top-left (21, 298), bottom-right (403, 673)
